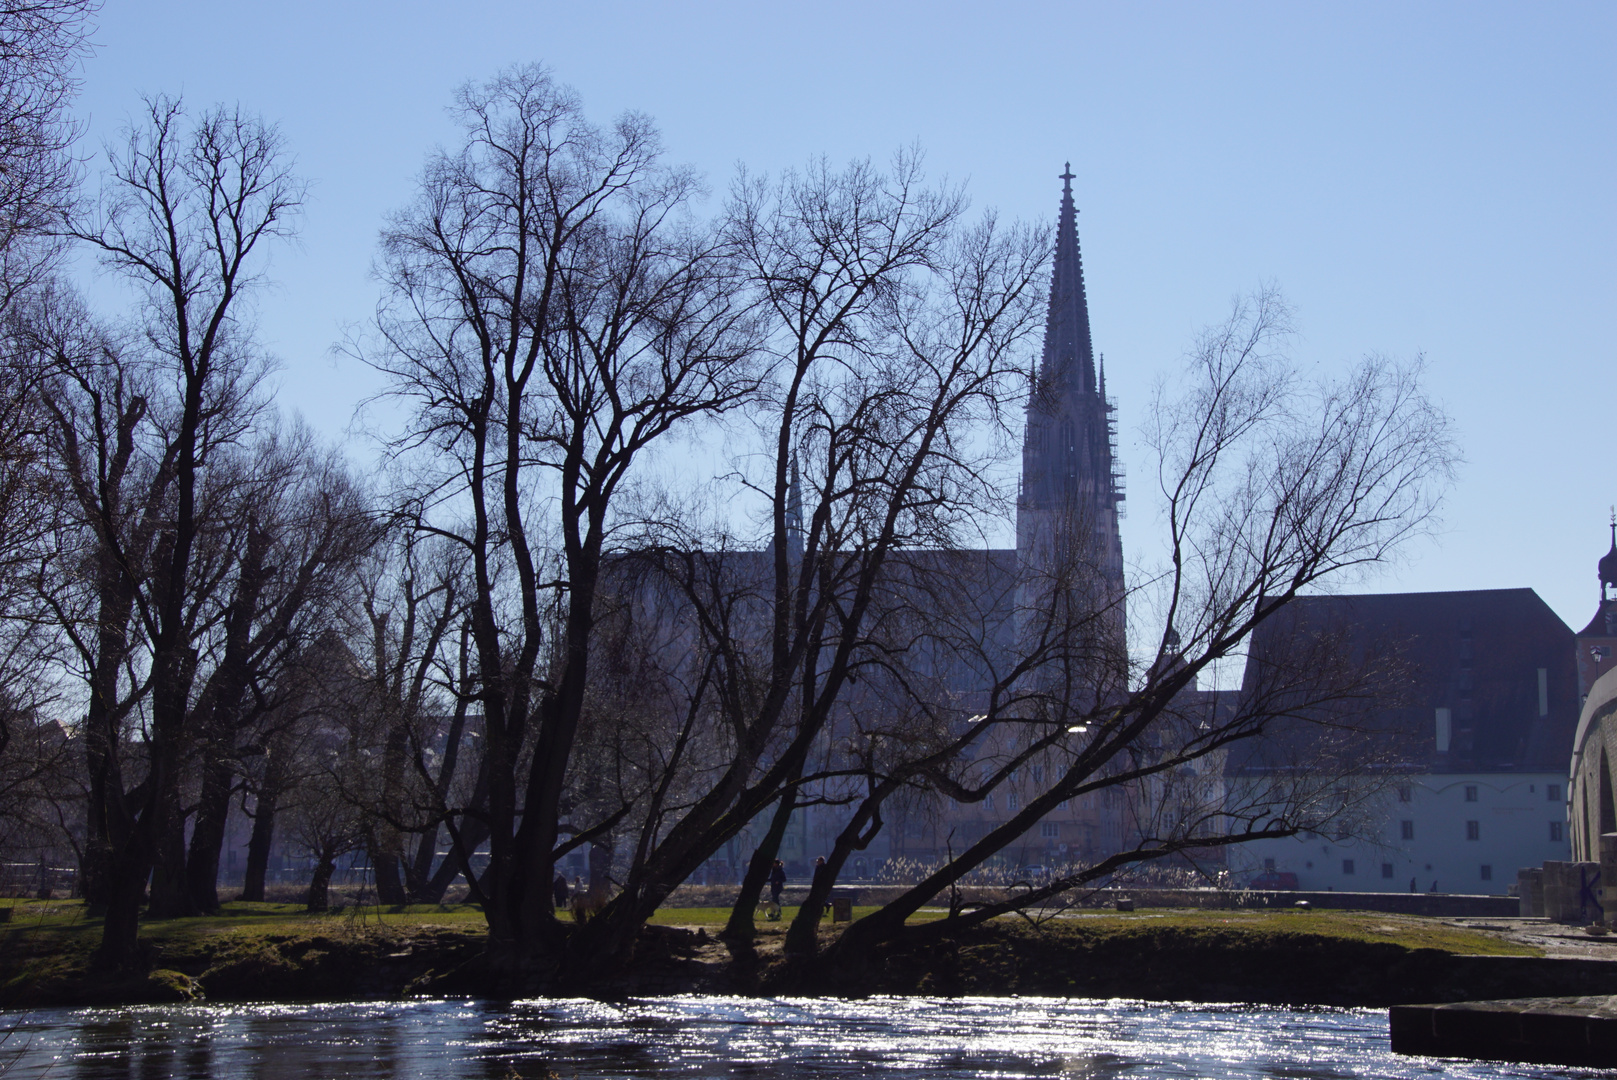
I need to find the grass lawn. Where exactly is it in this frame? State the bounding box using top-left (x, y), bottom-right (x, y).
top-left (1038, 907), bottom-right (1541, 956)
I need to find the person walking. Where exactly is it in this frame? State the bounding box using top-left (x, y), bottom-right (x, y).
top-left (767, 859), bottom-right (787, 920)
top-left (552, 872), bottom-right (570, 910)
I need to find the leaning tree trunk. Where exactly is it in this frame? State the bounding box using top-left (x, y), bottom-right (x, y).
top-left (724, 793), bottom-right (796, 940)
top-left (415, 817), bottom-right (488, 904)
top-left (406, 824), bottom-right (439, 900)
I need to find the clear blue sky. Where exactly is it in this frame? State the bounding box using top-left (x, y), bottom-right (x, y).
top-left (70, 1), bottom-right (1615, 630)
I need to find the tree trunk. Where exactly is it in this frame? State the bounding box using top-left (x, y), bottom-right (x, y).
top-left (239, 748), bottom-right (286, 903)
top-left (406, 823), bottom-right (439, 901)
top-left (724, 793), bottom-right (796, 940)
top-left (784, 860), bottom-right (833, 957)
top-left (418, 817), bottom-right (487, 904)
top-left (371, 721), bottom-right (411, 904)
top-left (144, 775), bottom-right (194, 918)
top-left (786, 782), bottom-right (890, 957)
top-left (371, 848), bottom-right (407, 905)
top-left (306, 851), bottom-right (335, 912)
top-left (92, 852), bottom-right (148, 970)
top-left (408, 690), bottom-right (471, 902)
top-left (184, 740), bottom-right (235, 912)
top-left (80, 728), bottom-right (117, 914)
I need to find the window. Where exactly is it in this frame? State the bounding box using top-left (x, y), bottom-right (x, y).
top-left (1480, 865), bottom-right (1493, 881)
top-left (1056, 799), bottom-right (1069, 812)
top-left (1548, 784), bottom-right (1562, 802)
top-left (1381, 862), bottom-right (1394, 879)
top-left (1008, 792), bottom-right (1020, 812)
top-left (1264, 858), bottom-right (1276, 871)
top-left (1464, 785), bottom-right (1478, 802)
top-left (1400, 820), bottom-right (1415, 841)
top-left (1031, 766), bottom-right (1044, 784)
top-left (1397, 786), bottom-right (1412, 803)
top-left (984, 794), bottom-right (994, 811)
top-left (1466, 820), bottom-right (1480, 841)
top-left (1040, 822), bottom-right (1059, 839)
top-left (1550, 822), bottom-right (1564, 842)
top-left (1342, 859), bottom-right (1355, 875)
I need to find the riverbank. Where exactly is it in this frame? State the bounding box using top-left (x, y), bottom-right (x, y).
top-left (5, 899), bottom-right (1615, 1010)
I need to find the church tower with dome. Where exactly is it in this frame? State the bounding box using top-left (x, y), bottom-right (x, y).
top-left (1574, 518), bottom-right (1617, 701)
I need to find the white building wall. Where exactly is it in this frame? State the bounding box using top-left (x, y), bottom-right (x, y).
top-left (1227, 772), bottom-right (1570, 894)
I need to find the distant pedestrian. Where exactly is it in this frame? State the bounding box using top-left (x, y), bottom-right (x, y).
top-left (1409, 877), bottom-right (1416, 893)
top-left (769, 859), bottom-right (787, 905)
top-left (552, 873), bottom-right (570, 909)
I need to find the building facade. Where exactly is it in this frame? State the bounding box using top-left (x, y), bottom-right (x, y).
top-left (1226, 589), bottom-right (1576, 893)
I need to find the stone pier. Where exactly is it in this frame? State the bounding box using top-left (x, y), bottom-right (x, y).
top-left (1534, 859), bottom-right (1602, 925)
top-left (1390, 996), bottom-right (1617, 1067)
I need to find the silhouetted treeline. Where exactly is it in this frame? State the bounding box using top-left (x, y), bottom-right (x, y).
top-left (0, 22), bottom-right (1455, 984)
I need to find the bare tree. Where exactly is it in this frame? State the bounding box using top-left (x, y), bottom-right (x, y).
top-left (178, 429), bottom-right (377, 913)
top-left (366, 63), bottom-right (759, 965)
top-left (286, 740), bottom-right (366, 914)
top-left (0, 0), bottom-right (96, 306)
top-left (33, 96), bottom-right (303, 967)
top-left (803, 291), bottom-right (1454, 967)
top-left (338, 529), bottom-right (473, 904)
top-left (561, 154), bottom-right (1051, 972)
top-left (365, 68), bottom-right (1452, 989)
top-left (0, 1), bottom-right (98, 885)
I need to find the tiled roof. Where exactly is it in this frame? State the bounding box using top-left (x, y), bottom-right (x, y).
top-left (1234, 588), bottom-right (1576, 775)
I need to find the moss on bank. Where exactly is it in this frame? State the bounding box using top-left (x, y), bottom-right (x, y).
top-left (0, 900), bottom-right (1576, 1010)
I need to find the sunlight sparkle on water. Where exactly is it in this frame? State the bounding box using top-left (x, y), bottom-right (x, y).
top-left (1, 996), bottom-right (1606, 1078)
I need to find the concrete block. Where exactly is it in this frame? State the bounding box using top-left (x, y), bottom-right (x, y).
top-left (1519, 868), bottom-right (1543, 918)
top-left (1543, 862), bottom-right (1569, 923)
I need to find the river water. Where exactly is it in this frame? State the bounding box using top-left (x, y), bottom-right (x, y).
top-left (0, 996), bottom-right (1601, 1079)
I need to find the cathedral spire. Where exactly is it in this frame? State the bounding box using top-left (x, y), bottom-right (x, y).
top-left (785, 453), bottom-right (804, 562)
top-left (1041, 162), bottom-right (1097, 395)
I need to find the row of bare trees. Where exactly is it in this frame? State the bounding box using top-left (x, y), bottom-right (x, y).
top-left (0, 27), bottom-right (1457, 986)
top-left (354, 64), bottom-right (1454, 984)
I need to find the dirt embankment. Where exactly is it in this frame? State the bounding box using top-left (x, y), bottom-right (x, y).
top-left (801, 922), bottom-right (1617, 1006)
top-left (7, 912), bottom-right (1617, 1010)
top-left (0, 923), bottom-right (488, 1008)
